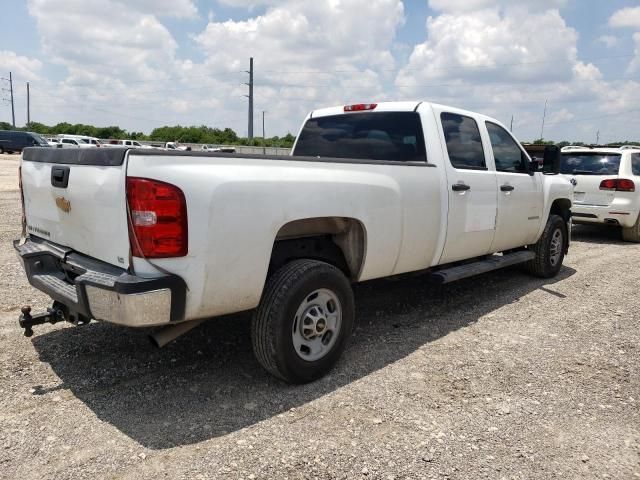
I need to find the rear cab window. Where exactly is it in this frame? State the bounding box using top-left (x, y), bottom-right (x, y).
top-left (560, 153), bottom-right (622, 175)
top-left (440, 112), bottom-right (486, 170)
top-left (293, 112), bottom-right (427, 162)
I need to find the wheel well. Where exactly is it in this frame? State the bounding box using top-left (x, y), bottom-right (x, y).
top-left (269, 217), bottom-right (366, 280)
top-left (550, 198), bottom-right (571, 223)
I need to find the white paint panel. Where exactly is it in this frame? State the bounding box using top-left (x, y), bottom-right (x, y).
top-left (127, 155), bottom-right (443, 320)
top-left (21, 160), bottom-right (130, 268)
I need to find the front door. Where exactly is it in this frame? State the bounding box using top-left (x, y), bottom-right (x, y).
top-left (485, 121), bottom-right (544, 252)
top-left (437, 109), bottom-right (498, 264)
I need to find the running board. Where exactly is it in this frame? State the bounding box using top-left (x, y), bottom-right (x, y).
top-left (429, 251), bottom-right (535, 284)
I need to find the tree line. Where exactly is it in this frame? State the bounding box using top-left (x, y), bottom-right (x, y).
top-left (1, 121), bottom-right (637, 148)
top-left (0, 121), bottom-right (296, 148)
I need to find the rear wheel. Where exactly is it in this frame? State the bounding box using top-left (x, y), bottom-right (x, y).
top-left (622, 214), bottom-right (640, 242)
top-left (524, 214), bottom-right (567, 278)
top-left (251, 259), bottom-right (354, 384)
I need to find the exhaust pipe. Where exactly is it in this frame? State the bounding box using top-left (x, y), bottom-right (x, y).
top-left (150, 319), bottom-right (204, 348)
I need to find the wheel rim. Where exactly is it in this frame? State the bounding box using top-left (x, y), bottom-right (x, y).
top-left (549, 228), bottom-right (563, 267)
top-left (292, 288), bottom-right (342, 362)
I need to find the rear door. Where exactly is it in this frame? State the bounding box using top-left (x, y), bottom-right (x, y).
top-left (21, 148), bottom-right (131, 269)
top-left (435, 108), bottom-right (498, 264)
top-left (561, 152), bottom-right (622, 206)
top-left (485, 122), bottom-right (543, 251)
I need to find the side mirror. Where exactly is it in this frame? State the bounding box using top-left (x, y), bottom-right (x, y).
top-left (542, 145), bottom-right (561, 174)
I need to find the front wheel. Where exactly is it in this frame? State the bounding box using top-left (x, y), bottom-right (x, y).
top-left (524, 214), bottom-right (567, 278)
top-left (251, 259), bottom-right (354, 384)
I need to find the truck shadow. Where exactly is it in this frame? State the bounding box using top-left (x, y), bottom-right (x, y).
top-left (31, 265), bottom-right (575, 450)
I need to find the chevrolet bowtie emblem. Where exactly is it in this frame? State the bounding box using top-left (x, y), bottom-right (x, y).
top-left (55, 196), bottom-right (71, 213)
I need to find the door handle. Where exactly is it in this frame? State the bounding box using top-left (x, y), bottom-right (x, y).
top-left (452, 183), bottom-right (471, 192)
top-left (500, 184), bottom-right (515, 192)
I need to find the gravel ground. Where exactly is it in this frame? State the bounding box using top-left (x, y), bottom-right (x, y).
top-left (0, 153), bottom-right (638, 479)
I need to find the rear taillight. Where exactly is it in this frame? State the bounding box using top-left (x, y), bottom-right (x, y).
top-left (126, 177), bottom-right (188, 258)
top-left (599, 178), bottom-right (635, 192)
top-left (344, 103), bottom-right (377, 112)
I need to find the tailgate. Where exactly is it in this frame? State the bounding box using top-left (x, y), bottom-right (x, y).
top-left (569, 175), bottom-right (617, 206)
top-left (20, 147), bottom-right (131, 269)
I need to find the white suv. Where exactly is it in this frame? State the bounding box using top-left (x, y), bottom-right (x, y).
top-left (561, 147), bottom-right (640, 241)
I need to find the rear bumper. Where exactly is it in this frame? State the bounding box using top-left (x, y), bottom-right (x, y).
top-left (13, 237), bottom-right (186, 327)
top-left (571, 205), bottom-right (639, 228)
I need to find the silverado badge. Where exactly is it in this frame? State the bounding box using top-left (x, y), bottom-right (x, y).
top-left (55, 196), bottom-right (71, 213)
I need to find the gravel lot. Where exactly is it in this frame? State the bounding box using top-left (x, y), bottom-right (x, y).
top-left (0, 153), bottom-right (638, 479)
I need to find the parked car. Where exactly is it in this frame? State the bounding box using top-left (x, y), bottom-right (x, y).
top-left (55, 135), bottom-right (105, 149)
top-left (45, 138), bottom-right (64, 148)
top-left (202, 145), bottom-right (236, 153)
top-left (0, 130), bottom-right (50, 154)
top-left (57, 137), bottom-right (96, 149)
top-left (105, 139), bottom-right (153, 149)
top-left (560, 147), bottom-right (640, 241)
top-left (165, 141), bottom-right (191, 151)
top-left (15, 101), bottom-right (572, 383)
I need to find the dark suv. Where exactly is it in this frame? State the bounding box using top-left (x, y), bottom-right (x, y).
top-left (0, 130), bottom-right (50, 154)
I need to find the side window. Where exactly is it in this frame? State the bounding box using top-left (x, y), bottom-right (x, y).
top-left (486, 122), bottom-right (528, 173)
top-left (440, 112), bottom-right (486, 169)
top-left (632, 154), bottom-right (640, 176)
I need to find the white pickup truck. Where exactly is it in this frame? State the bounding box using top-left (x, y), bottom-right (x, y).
top-left (15, 101), bottom-right (572, 383)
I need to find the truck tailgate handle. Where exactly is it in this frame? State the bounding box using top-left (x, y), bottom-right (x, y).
top-left (451, 183), bottom-right (470, 192)
top-left (500, 184), bottom-right (515, 192)
top-left (51, 166), bottom-right (70, 188)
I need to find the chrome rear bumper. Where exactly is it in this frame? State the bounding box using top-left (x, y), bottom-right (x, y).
top-left (14, 237), bottom-right (186, 327)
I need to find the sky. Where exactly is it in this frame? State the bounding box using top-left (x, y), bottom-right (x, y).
top-left (1, 0), bottom-right (640, 143)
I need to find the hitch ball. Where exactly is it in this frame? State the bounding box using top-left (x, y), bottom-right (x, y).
top-left (20, 306), bottom-right (34, 337)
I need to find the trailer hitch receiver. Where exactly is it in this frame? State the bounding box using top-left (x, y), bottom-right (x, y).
top-left (18, 303), bottom-right (69, 337)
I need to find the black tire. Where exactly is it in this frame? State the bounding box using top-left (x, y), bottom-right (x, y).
top-left (524, 214), bottom-right (567, 278)
top-left (0, 146), bottom-right (4, 154)
top-left (622, 214), bottom-right (640, 242)
top-left (251, 259), bottom-right (354, 384)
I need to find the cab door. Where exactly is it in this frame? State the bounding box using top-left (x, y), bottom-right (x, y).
top-left (485, 121), bottom-right (543, 252)
top-left (436, 108), bottom-right (498, 264)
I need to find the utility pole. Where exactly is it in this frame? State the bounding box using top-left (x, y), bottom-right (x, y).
top-left (1, 73), bottom-right (15, 126)
top-left (26, 82), bottom-right (30, 126)
top-left (596, 130), bottom-right (600, 145)
top-left (262, 110), bottom-right (266, 155)
top-left (244, 57), bottom-right (254, 140)
top-left (510, 115), bottom-right (514, 132)
top-left (539, 99), bottom-right (548, 140)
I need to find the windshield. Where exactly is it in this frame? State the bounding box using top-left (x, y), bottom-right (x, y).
top-left (30, 133), bottom-right (49, 145)
top-left (560, 153), bottom-right (621, 175)
top-left (293, 112), bottom-right (427, 162)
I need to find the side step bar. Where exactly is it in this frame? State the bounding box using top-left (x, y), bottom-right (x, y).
top-left (429, 251), bottom-right (535, 284)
